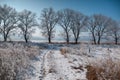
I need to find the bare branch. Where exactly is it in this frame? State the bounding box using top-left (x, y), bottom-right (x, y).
top-left (40, 7), bottom-right (59, 43)
top-left (18, 9), bottom-right (38, 43)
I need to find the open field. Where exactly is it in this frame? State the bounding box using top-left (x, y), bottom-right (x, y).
top-left (0, 42), bottom-right (120, 80)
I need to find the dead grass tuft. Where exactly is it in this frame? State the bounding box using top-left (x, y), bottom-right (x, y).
top-left (60, 48), bottom-right (69, 58)
top-left (60, 48), bottom-right (67, 55)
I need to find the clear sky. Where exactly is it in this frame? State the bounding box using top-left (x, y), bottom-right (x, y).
top-left (0, 0), bottom-right (120, 20)
top-left (0, 0), bottom-right (120, 41)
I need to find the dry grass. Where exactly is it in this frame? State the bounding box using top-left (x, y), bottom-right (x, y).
top-left (60, 48), bottom-right (68, 55)
top-left (0, 43), bottom-right (40, 80)
top-left (86, 65), bottom-right (99, 80)
top-left (60, 48), bottom-right (69, 58)
top-left (86, 57), bottom-right (120, 80)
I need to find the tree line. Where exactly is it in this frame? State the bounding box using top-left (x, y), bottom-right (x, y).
top-left (0, 4), bottom-right (120, 44)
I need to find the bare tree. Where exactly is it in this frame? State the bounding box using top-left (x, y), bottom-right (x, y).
top-left (58, 9), bottom-right (73, 43)
top-left (0, 4), bottom-right (18, 41)
top-left (40, 8), bottom-right (59, 43)
top-left (88, 14), bottom-right (110, 44)
top-left (70, 11), bottom-right (88, 44)
top-left (18, 9), bottom-right (38, 43)
top-left (107, 20), bottom-right (120, 44)
top-left (87, 16), bottom-right (97, 44)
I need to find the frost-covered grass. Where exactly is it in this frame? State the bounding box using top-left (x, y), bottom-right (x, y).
top-left (0, 42), bottom-right (40, 80)
top-left (1, 42), bottom-right (120, 80)
top-left (59, 43), bottom-right (120, 80)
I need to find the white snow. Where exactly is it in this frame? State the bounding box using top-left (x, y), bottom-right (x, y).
top-left (1, 43), bottom-right (120, 80)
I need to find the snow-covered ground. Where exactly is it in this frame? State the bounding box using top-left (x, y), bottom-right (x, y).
top-left (1, 42), bottom-right (120, 80)
top-left (26, 43), bottom-right (120, 80)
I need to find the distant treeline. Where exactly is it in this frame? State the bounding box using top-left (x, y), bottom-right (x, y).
top-left (0, 4), bottom-right (120, 44)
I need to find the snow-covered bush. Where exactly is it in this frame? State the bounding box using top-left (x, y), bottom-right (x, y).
top-left (0, 43), bottom-right (39, 80)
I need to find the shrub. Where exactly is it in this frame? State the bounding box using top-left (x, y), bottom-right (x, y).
top-left (86, 57), bottom-right (120, 80)
top-left (0, 43), bottom-right (39, 80)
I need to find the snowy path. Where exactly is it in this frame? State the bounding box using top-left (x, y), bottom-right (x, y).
top-left (43, 50), bottom-right (87, 80)
top-left (30, 44), bottom-right (120, 80)
top-left (29, 44), bottom-right (88, 80)
top-left (28, 49), bottom-right (50, 80)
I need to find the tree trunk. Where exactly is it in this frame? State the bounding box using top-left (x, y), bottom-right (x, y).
top-left (75, 38), bottom-right (78, 44)
top-left (4, 36), bottom-right (7, 41)
top-left (3, 31), bottom-right (7, 41)
top-left (66, 33), bottom-right (69, 44)
top-left (92, 32), bottom-right (96, 44)
top-left (4, 35), bottom-right (7, 42)
top-left (97, 36), bottom-right (101, 45)
top-left (24, 34), bottom-right (28, 43)
top-left (115, 37), bottom-right (118, 45)
top-left (48, 36), bottom-right (51, 43)
top-left (25, 37), bottom-right (28, 43)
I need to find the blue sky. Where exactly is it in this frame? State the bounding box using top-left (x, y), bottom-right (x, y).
top-left (0, 0), bottom-right (120, 41)
top-left (0, 0), bottom-right (120, 20)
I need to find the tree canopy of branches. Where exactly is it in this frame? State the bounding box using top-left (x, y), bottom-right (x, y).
top-left (0, 4), bottom-right (120, 45)
top-left (18, 9), bottom-right (38, 43)
top-left (107, 20), bottom-right (120, 44)
top-left (70, 11), bottom-right (88, 44)
top-left (40, 8), bottom-right (59, 43)
top-left (88, 14), bottom-right (111, 44)
top-left (58, 9), bottom-right (74, 43)
top-left (0, 4), bottom-right (18, 41)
